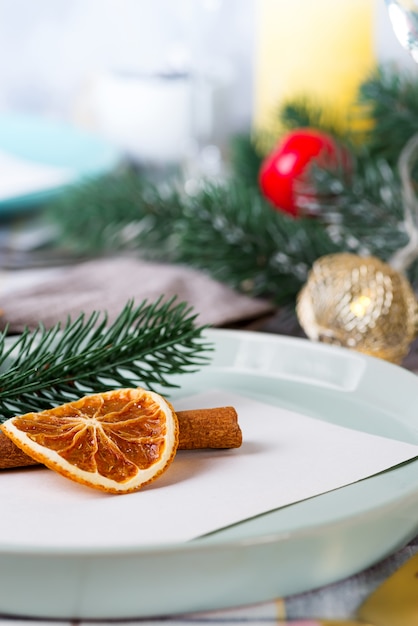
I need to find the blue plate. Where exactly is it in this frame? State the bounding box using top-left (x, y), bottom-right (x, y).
top-left (0, 113), bottom-right (121, 215)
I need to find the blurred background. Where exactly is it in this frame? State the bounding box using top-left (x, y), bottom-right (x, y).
top-left (0, 0), bottom-right (416, 171)
top-left (0, 0), bottom-right (252, 130)
top-left (2, 0), bottom-right (418, 355)
top-left (1, 0), bottom-right (418, 272)
top-left (0, 0), bottom-right (253, 174)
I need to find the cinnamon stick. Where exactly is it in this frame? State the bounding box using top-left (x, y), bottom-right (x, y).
top-left (0, 406), bottom-right (242, 470)
top-left (0, 432), bottom-right (40, 469)
top-left (177, 407), bottom-right (242, 450)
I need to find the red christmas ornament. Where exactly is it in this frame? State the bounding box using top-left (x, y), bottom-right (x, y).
top-left (259, 128), bottom-right (346, 217)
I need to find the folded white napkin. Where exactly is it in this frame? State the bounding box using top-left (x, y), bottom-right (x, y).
top-left (0, 257), bottom-right (275, 333)
top-left (0, 149), bottom-right (73, 201)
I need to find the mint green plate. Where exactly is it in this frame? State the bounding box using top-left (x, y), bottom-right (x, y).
top-left (0, 113), bottom-right (121, 214)
top-left (0, 329), bottom-right (417, 619)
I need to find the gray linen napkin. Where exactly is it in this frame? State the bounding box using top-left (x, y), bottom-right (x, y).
top-left (0, 257), bottom-right (275, 333)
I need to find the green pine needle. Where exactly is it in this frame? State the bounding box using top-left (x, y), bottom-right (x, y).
top-left (278, 97), bottom-right (346, 139)
top-left (228, 132), bottom-right (264, 188)
top-left (42, 63), bottom-right (418, 306)
top-left (168, 181), bottom-right (339, 303)
top-left (0, 297), bottom-right (212, 422)
top-left (45, 168), bottom-right (185, 257)
top-left (312, 152), bottom-right (407, 254)
top-left (46, 172), bottom-right (340, 305)
top-left (357, 65), bottom-right (418, 164)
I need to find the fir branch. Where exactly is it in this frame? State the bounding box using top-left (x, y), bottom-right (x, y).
top-left (42, 63), bottom-right (418, 307)
top-left (45, 173), bottom-right (339, 305)
top-left (357, 65), bottom-right (418, 164)
top-left (278, 97), bottom-right (345, 138)
top-left (0, 298), bottom-right (211, 422)
top-left (251, 97), bottom-right (348, 156)
top-left (45, 167), bottom-right (185, 257)
top-left (168, 181), bottom-right (339, 303)
top-left (311, 152), bottom-right (412, 263)
top-left (228, 133), bottom-right (263, 189)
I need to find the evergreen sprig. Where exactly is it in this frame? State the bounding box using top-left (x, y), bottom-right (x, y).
top-left (166, 181), bottom-right (339, 302)
top-left (313, 152), bottom-right (408, 257)
top-left (0, 298), bottom-right (211, 421)
top-left (357, 65), bottom-right (418, 164)
top-left (43, 64), bottom-right (418, 306)
top-left (278, 97), bottom-right (347, 139)
top-left (46, 170), bottom-right (185, 258)
top-left (47, 172), bottom-right (339, 305)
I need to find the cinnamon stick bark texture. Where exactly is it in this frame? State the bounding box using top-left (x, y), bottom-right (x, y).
top-left (0, 406), bottom-right (242, 470)
top-left (177, 407), bottom-right (242, 450)
top-left (0, 432), bottom-right (40, 469)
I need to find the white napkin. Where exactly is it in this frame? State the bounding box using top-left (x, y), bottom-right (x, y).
top-left (1, 389), bottom-right (417, 548)
top-left (0, 149), bottom-right (73, 200)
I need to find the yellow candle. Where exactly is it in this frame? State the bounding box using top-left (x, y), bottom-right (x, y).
top-left (253, 0), bottom-right (377, 137)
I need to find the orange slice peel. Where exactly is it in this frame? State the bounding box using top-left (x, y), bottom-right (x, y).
top-left (0, 388), bottom-right (179, 494)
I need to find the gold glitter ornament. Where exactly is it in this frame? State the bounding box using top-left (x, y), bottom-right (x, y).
top-left (296, 253), bottom-right (418, 363)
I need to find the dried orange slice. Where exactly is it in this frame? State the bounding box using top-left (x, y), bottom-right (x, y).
top-left (0, 388), bottom-right (179, 494)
